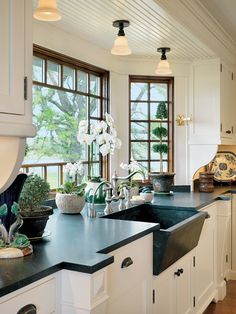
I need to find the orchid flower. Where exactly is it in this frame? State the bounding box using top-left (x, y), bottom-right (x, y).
top-left (77, 113), bottom-right (122, 157)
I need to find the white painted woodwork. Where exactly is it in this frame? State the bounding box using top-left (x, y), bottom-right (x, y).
top-left (153, 250), bottom-right (194, 314)
top-left (194, 202), bottom-right (217, 314)
top-left (216, 198), bottom-right (231, 300)
top-left (32, 0), bottom-right (214, 61)
top-left (106, 234), bottom-right (153, 314)
top-left (0, 137), bottom-right (26, 193)
top-left (0, 275), bottom-right (56, 313)
top-left (231, 194), bottom-right (236, 279)
top-left (0, 0), bottom-right (25, 115)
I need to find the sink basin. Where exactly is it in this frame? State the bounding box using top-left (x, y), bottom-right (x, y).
top-left (102, 204), bottom-right (207, 274)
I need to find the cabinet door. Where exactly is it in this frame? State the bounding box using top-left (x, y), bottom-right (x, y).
top-left (220, 64), bottom-right (234, 141)
top-left (0, 0), bottom-right (27, 115)
top-left (194, 202), bottom-right (216, 311)
top-left (107, 234), bottom-right (153, 314)
top-left (153, 250), bottom-right (194, 314)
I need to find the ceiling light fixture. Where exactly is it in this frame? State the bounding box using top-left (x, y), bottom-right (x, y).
top-left (155, 47), bottom-right (172, 75)
top-left (34, 0), bottom-right (62, 22)
top-left (111, 20), bottom-right (132, 56)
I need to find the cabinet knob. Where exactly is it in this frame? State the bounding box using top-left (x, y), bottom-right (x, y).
top-left (174, 268), bottom-right (184, 276)
top-left (121, 257), bottom-right (133, 268)
top-left (226, 130), bottom-right (232, 134)
top-left (17, 304), bottom-right (37, 314)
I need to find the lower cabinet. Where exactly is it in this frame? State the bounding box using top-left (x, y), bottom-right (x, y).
top-left (0, 275), bottom-right (56, 313)
top-left (106, 233), bottom-right (153, 314)
top-left (194, 202), bottom-right (217, 313)
top-left (153, 201), bottom-right (219, 314)
top-left (153, 250), bottom-right (195, 314)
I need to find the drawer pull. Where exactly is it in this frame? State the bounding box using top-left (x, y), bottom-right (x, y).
top-left (121, 257), bottom-right (133, 268)
top-left (226, 130), bottom-right (232, 134)
top-left (17, 304), bottom-right (37, 314)
top-left (174, 268), bottom-right (184, 277)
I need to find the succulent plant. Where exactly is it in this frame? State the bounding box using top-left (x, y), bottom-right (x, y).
top-left (57, 181), bottom-right (87, 196)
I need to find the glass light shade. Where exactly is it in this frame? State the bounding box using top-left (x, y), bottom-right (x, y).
top-left (34, 0), bottom-right (61, 21)
top-left (155, 59), bottom-right (172, 75)
top-left (111, 36), bottom-right (132, 56)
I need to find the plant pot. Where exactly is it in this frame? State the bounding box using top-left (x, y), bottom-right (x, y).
top-left (199, 172), bottom-right (214, 193)
top-left (149, 172), bottom-right (175, 193)
top-left (55, 193), bottom-right (85, 214)
top-left (19, 206), bottom-right (53, 238)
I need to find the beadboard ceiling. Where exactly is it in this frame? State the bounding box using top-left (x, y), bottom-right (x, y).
top-left (33, 0), bottom-right (216, 60)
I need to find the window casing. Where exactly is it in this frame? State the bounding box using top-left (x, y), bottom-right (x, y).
top-left (24, 45), bottom-right (109, 188)
top-left (129, 75), bottom-right (174, 177)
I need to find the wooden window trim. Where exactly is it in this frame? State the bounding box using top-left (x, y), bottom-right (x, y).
top-left (33, 45), bottom-right (110, 180)
top-left (129, 75), bottom-right (174, 175)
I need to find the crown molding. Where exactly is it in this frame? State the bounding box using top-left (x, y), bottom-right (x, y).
top-left (154, 0), bottom-right (236, 65)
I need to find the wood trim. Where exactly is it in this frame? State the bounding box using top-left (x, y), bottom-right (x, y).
top-left (129, 75), bottom-right (174, 173)
top-left (32, 45), bottom-right (110, 180)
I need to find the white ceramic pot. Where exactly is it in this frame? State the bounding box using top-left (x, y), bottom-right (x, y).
top-left (55, 193), bottom-right (85, 214)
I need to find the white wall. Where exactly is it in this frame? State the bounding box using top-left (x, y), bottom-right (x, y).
top-left (33, 21), bottom-right (196, 185)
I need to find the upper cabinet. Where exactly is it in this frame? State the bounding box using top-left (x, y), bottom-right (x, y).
top-left (220, 63), bottom-right (236, 144)
top-left (0, 0), bottom-right (35, 137)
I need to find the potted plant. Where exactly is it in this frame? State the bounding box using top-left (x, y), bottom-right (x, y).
top-left (55, 161), bottom-right (87, 214)
top-left (149, 102), bottom-right (175, 193)
top-left (18, 174), bottom-right (53, 238)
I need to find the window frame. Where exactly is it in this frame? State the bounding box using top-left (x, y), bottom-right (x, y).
top-left (129, 75), bottom-right (174, 175)
top-left (32, 45), bottom-right (110, 180)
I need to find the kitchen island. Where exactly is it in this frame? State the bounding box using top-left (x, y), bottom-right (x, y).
top-left (0, 188), bottom-right (235, 313)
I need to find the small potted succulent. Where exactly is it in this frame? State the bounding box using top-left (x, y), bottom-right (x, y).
top-left (56, 162), bottom-right (87, 214)
top-left (149, 102), bottom-right (175, 193)
top-left (18, 174), bottom-right (53, 238)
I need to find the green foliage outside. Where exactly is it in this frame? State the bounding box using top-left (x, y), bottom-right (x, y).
top-left (19, 174), bottom-right (50, 211)
top-left (152, 102), bottom-right (168, 173)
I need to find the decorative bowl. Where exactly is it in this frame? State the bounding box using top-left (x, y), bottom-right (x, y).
top-left (140, 192), bottom-right (154, 203)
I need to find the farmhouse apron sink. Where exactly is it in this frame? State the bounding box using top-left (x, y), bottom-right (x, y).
top-left (102, 204), bottom-right (207, 274)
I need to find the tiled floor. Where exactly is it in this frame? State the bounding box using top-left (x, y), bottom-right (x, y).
top-left (204, 280), bottom-right (236, 314)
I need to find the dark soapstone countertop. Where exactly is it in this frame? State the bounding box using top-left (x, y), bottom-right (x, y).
top-left (0, 208), bottom-right (158, 297)
top-left (0, 185), bottom-right (235, 298)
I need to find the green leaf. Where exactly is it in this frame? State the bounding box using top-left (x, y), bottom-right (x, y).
top-left (10, 234), bottom-right (30, 248)
top-left (155, 102), bottom-right (168, 120)
top-left (11, 202), bottom-right (20, 215)
top-left (152, 143), bottom-right (168, 154)
top-left (152, 126), bottom-right (168, 139)
top-left (0, 204), bottom-right (8, 217)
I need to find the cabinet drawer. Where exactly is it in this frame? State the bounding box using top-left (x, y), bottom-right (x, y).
top-left (107, 234), bottom-right (153, 295)
top-left (0, 277), bottom-right (55, 313)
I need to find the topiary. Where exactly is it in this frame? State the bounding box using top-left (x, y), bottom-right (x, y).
top-left (18, 174), bottom-right (50, 212)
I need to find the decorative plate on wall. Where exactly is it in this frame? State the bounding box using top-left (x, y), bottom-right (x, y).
top-left (212, 152), bottom-right (236, 182)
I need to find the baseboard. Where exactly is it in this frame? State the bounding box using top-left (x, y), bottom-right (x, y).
top-left (217, 280), bottom-right (226, 301)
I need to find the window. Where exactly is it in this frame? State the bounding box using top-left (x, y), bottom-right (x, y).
top-left (23, 45), bottom-right (109, 189)
top-left (129, 76), bottom-right (174, 177)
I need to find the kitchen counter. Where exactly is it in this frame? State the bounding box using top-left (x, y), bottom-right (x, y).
top-left (0, 186), bottom-right (234, 298)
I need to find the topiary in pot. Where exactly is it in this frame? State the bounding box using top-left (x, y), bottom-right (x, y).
top-left (149, 102), bottom-right (175, 193)
top-left (18, 174), bottom-right (53, 238)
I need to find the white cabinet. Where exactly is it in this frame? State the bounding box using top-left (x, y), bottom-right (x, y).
top-left (60, 234), bottom-right (153, 314)
top-left (106, 234), bottom-right (153, 314)
top-left (0, 0), bottom-right (35, 137)
top-left (216, 198), bottom-right (231, 299)
top-left (153, 250), bottom-right (195, 314)
top-left (194, 202), bottom-right (217, 313)
top-left (231, 194), bottom-right (236, 278)
top-left (0, 275), bottom-right (56, 313)
top-left (220, 63), bottom-right (236, 144)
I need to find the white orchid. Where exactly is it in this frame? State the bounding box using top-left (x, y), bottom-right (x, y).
top-left (120, 160), bottom-right (142, 172)
top-left (65, 161), bottom-right (84, 177)
top-left (77, 113), bottom-right (122, 157)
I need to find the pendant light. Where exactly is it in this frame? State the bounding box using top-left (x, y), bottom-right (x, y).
top-left (111, 20), bottom-right (132, 56)
top-left (155, 47), bottom-right (172, 75)
top-left (34, 0), bottom-right (62, 22)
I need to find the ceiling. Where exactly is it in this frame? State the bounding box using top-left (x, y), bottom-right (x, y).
top-left (33, 0), bottom-right (231, 61)
top-left (200, 0), bottom-right (236, 44)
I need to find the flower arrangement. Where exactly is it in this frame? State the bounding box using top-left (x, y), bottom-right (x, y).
top-left (77, 113), bottom-right (122, 157)
top-left (120, 160), bottom-right (143, 172)
top-left (58, 161), bottom-right (86, 196)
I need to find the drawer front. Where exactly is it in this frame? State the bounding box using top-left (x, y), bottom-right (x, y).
top-left (107, 234), bottom-right (153, 295)
top-left (0, 278), bottom-right (55, 313)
